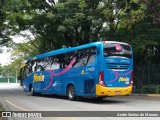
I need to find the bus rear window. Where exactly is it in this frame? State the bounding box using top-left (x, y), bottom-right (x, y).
top-left (103, 43), bottom-right (132, 58)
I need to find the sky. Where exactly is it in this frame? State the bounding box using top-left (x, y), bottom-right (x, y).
top-left (0, 30), bottom-right (33, 66)
top-left (0, 37), bottom-right (27, 66)
top-left (0, 46), bottom-right (11, 66)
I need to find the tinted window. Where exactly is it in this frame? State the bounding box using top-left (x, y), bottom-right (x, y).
top-left (24, 65), bottom-right (30, 78)
top-left (27, 46), bottom-right (97, 72)
top-left (87, 47), bottom-right (97, 65)
top-left (104, 43), bottom-right (132, 58)
top-left (62, 46), bottom-right (97, 67)
top-left (87, 55), bottom-right (96, 65)
top-left (38, 55), bottom-right (61, 70)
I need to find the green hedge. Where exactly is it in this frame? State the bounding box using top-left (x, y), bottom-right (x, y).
top-left (133, 85), bottom-right (160, 94)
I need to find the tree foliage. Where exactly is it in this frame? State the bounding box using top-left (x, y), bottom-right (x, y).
top-left (0, 0), bottom-right (12, 48)
top-left (0, 0), bottom-right (160, 67)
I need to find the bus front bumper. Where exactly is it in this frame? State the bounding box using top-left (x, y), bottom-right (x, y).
top-left (96, 84), bottom-right (132, 96)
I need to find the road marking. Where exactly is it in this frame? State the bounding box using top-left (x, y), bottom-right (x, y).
top-left (5, 100), bottom-right (30, 111)
top-left (5, 100), bottom-right (77, 120)
top-left (56, 117), bottom-right (77, 120)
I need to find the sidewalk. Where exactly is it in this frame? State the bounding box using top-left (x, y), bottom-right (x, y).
top-left (0, 83), bottom-right (20, 89)
top-left (131, 93), bottom-right (160, 97)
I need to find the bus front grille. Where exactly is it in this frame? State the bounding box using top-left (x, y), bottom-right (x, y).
top-left (84, 79), bottom-right (94, 94)
top-left (106, 63), bottom-right (129, 70)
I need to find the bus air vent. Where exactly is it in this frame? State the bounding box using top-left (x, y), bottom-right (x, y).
top-left (84, 79), bottom-right (95, 94)
top-left (106, 63), bottom-right (129, 70)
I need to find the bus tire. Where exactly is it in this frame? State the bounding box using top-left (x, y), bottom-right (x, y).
top-left (67, 85), bottom-right (76, 101)
top-left (30, 85), bottom-right (36, 96)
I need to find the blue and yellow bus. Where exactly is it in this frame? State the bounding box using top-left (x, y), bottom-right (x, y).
top-left (20, 41), bottom-right (133, 100)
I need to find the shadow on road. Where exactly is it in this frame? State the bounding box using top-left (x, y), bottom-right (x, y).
top-left (32, 94), bottom-right (127, 104)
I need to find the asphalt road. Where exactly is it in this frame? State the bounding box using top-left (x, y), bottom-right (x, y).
top-left (0, 83), bottom-right (160, 120)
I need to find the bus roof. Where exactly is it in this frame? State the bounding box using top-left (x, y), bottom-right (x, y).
top-left (27, 41), bottom-right (130, 62)
top-left (103, 41), bottom-right (129, 45)
top-left (28, 41), bottom-right (102, 61)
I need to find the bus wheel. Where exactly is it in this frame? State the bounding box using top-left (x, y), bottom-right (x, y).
top-left (30, 85), bottom-right (36, 96)
top-left (67, 85), bottom-right (76, 101)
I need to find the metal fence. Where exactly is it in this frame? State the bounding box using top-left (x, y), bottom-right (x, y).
top-left (0, 77), bottom-right (18, 83)
top-left (133, 64), bottom-right (160, 93)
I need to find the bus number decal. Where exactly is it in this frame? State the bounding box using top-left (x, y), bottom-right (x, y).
top-left (86, 67), bottom-right (95, 72)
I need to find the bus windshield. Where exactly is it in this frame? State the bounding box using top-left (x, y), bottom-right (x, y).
top-left (103, 43), bottom-right (132, 58)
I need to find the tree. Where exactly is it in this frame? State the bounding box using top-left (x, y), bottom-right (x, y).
top-left (1, 0), bottom-right (160, 66)
top-left (11, 41), bottom-right (40, 61)
top-left (129, 0), bottom-right (160, 65)
top-left (7, 0), bottom-right (144, 49)
top-left (0, 0), bottom-right (12, 48)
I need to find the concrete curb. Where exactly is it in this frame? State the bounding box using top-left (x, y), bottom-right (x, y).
top-left (0, 95), bottom-right (15, 120)
top-left (131, 93), bottom-right (160, 97)
top-left (0, 97), bottom-right (9, 112)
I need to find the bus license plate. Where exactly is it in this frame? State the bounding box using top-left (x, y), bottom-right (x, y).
top-left (115, 91), bottom-right (121, 95)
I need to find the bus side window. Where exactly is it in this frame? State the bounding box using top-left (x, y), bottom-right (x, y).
top-left (86, 47), bottom-right (97, 66)
top-left (74, 56), bottom-right (88, 67)
top-left (63, 52), bottom-right (75, 68)
top-left (44, 57), bottom-right (52, 70)
top-left (50, 55), bottom-right (60, 69)
top-left (87, 55), bottom-right (96, 66)
top-left (28, 62), bottom-right (32, 73)
top-left (52, 62), bottom-right (60, 69)
top-left (36, 59), bottom-right (45, 71)
top-left (31, 60), bottom-right (37, 72)
top-left (24, 66), bottom-right (29, 78)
